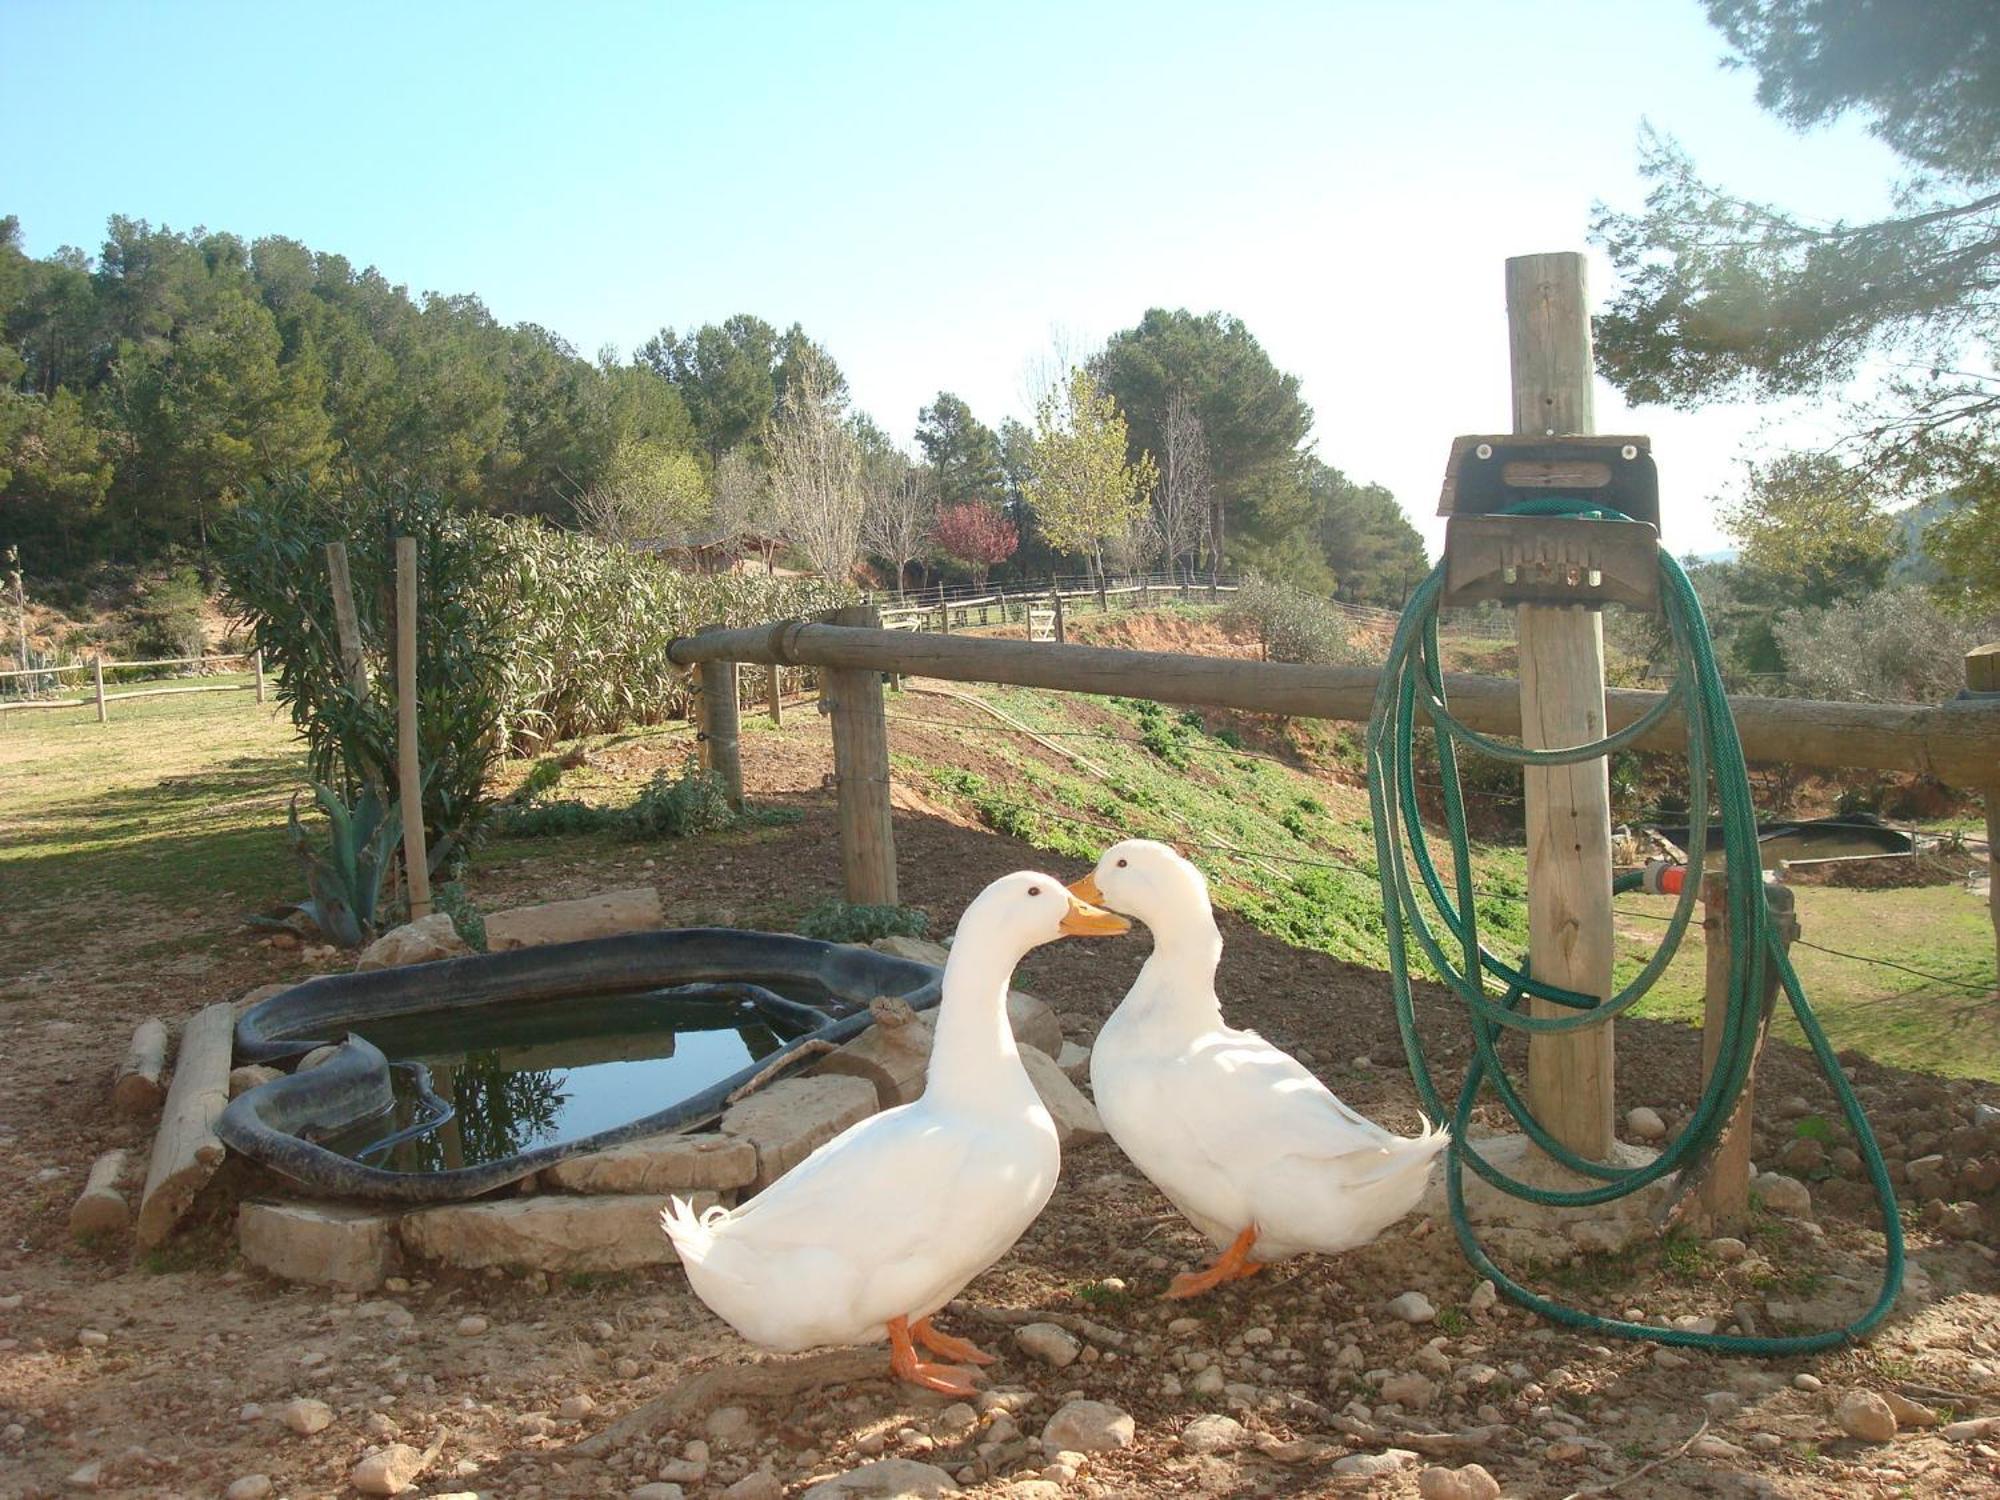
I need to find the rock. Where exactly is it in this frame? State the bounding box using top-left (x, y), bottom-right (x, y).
top-left (1330, 1449), bottom-right (1419, 1476)
top-left (706, 1406), bottom-right (755, 1446)
top-left (1055, 1041), bottom-right (1091, 1080)
top-left (1690, 1435), bottom-right (1748, 1460)
top-left (350, 1442), bottom-right (426, 1495)
top-left (1943, 1416), bottom-right (2000, 1440)
top-left (400, 1192), bottom-right (716, 1272)
top-left (1387, 1291), bottom-right (1437, 1323)
top-left (1019, 1046), bottom-right (1105, 1144)
top-left (1190, 1365), bottom-right (1225, 1395)
top-left (1779, 1137), bottom-right (1825, 1173)
top-left (1040, 1399), bottom-right (1135, 1453)
top-left (1751, 1172), bottom-right (1813, 1218)
top-left (225, 1478), bottom-right (274, 1500)
top-left (356, 912), bottom-right (472, 970)
top-left (811, 1002), bottom-right (936, 1109)
top-left (296, 1043), bottom-right (341, 1072)
top-left (240, 1201), bottom-right (400, 1291)
top-left (1178, 1414), bottom-right (1246, 1454)
top-left (1708, 1236), bottom-right (1749, 1262)
top-left (1379, 1372), bottom-right (1437, 1408)
top-left (227, 1065), bottom-right (283, 1099)
top-left (800, 1458), bottom-right (960, 1498)
top-left (1006, 990), bottom-right (1064, 1059)
top-left (64, 1460), bottom-right (102, 1490)
top-left (1014, 1322), bottom-right (1081, 1368)
top-left (545, 1130), bottom-right (761, 1195)
top-left (1418, 1465), bottom-right (1502, 1500)
top-left (1793, 1373), bottom-right (1824, 1391)
top-left (723, 1475), bottom-right (784, 1500)
top-left (484, 887), bottom-right (663, 950)
top-left (1468, 1279), bottom-right (1497, 1314)
top-left (275, 1397), bottom-right (334, 1435)
top-left (456, 1314), bottom-right (488, 1335)
top-left (1834, 1389), bottom-right (1898, 1442)
top-left (630, 1487), bottom-right (685, 1500)
top-left (721, 1076), bottom-right (878, 1191)
top-left (1002, 1485), bottom-right (1063, 1500)
top-left (869, 935), bottom-right (949, 965)
top-left (1882, 1390), bottom-right (1937, 1427)
top-left (1625, 1107), bottom-right (1666, 1141)
top-left (560, 1393), bottom-right (596, 1421)
top-left (75, 1328), bottom-right (108, 1347)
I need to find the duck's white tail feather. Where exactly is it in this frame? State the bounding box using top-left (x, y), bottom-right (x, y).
top-left (659, 1195), bottom-right (735, 1267)
top-left (1323, 1120), bottom-right (1452, 1248)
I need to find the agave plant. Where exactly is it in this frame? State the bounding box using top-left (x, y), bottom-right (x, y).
top-left (283, 783), bottom-right (405, 948)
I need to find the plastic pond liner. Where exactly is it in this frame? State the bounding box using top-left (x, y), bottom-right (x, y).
top-left (218, 928), bottom-right (941, 1203)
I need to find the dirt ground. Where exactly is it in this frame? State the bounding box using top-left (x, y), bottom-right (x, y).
top-left (3, 710), bottom-right (1998, 1499)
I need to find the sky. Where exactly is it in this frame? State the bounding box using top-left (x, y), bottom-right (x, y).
top-left (1, 0), bottom-right (1904, 558)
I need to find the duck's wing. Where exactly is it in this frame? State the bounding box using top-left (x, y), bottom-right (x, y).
top-left (1188, 1027), bottom-right (1407, 1162)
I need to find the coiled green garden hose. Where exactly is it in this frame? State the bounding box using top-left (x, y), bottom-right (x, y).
top-left (1366, 498), bottom-right (1903, 1353)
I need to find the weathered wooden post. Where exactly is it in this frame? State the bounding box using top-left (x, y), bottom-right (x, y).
top-left (767, 664), bottom-right (784, 727)
top-left (1696, 871), bottom-right (1798, 1231)
top-left (253, 648), bottom-right (267, 703)
top-left (393, 537), bottom-right (433, 921)
top-left (697, 626), bottom-right (743, 812)
top-left (1051, 586), bottom-right (1066, 645)
top-left (823, 604), bottom-right (897, 904)
top-left (1972, 643), bottom-right (2000, 984)
top-left (93, 656), bottom-right (107, 723)
top-left (1510, 252), bottom-right (1618, 1162)
top-left (325, 542), bottom-right (369, 701)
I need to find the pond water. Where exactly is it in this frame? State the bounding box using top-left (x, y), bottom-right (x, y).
top-left (316, 987), bottom-right (823, 1172)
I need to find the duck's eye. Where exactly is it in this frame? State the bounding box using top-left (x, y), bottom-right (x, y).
top-left (1028, 885), bottom-right (1042, 896)
top-left (1116, 858), bottom-right (1128, 868)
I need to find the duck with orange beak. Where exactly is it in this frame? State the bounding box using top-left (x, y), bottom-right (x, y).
top-left (664, 871), bottom-right (1129, 1395)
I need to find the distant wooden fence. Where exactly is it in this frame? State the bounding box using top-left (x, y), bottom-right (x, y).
top-left (876, 573), bottom-right (1240, 636)
top-left (0, 651), bottom-right (266, 722)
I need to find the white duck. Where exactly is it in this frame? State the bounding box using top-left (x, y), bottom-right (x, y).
top-left (1071, 839), bottom-right (1448, 1298)
top-left (662, 870), bottom-right (1129, 1394)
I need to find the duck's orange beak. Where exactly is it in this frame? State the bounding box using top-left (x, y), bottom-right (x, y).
top-left (1060, 885), bottom-right (1127, 937)
top-left (1066, 872), bottom-right (1106, 906)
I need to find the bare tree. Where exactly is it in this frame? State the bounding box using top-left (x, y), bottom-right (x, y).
top-left (708, 449), bottom-right (779, 572)
top-left (1157, 390), bottom-right (1213, 574)
top-left (861, 462), bottom-right (935, 598)
top-left (767, 346), bottom-right (864, 581)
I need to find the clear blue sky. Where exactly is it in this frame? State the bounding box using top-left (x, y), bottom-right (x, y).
top-left (2, 0), bottom-right (1900, 555)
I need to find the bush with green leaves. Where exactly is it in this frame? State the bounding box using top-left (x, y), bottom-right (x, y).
top-left (134, 565), bottom-right (208, 659)
top-left (795, 900), bottom-right (931, 944)
top-left (1229, 573), bottom-right (1364, 666)
top-left (629, 760), bottom-right (737, 839)
top-left (280, 783), bottom-right (403, 947)
top-left (1771, 586), bottom-right (1995, 705)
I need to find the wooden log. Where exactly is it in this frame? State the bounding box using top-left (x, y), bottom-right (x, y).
top-left (70, 1149), bottom-right (130, 1238)
top-left (135, 1000), bottom-right (235, 1248)
top-left (1509, 251), bottom-right (1615, 1162)
top-left (394, 537), bottom-right (432, 921)
top-left (325, 542), bottom-right (369, 699)
top-left (825, 604), bottom-right (897, 905)
top-left (114, 1017), bottom-right (169, 1114)
top-left (93, 657), bottom-right (106, 723)
top-left (699, 630), bottom-right (743, 811)
top-left (1695, 874), bottom-right (1797, 1233)
top-left (665, 623), bottom-right (2000, 783)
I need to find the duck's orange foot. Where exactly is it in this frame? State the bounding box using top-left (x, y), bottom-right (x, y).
top-left (913, 1315), bottom-right (997, 1367)
top-left (1162, 1224), bottom-right (1264, 1300)
top-left (889, 1315), bottom-right (988, 1397)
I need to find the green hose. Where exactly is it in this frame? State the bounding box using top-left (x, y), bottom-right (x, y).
top-left (1367, 498), bottom-right (1903, 1353)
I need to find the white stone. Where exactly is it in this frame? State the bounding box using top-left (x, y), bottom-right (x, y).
top-left (1019, 1046), bottom-right (1105, 1145)
top-left (228, 1065), bottom-right (283, 1099)
top-left (275, 1397), bottom-right (334, 1435)
top-left (543, 1131), bottom-right (758, 1194)
top-left (1178, 1414), bottom-right (1246, 1454)
top-left (1752, 1171), bottom-right (1814, 1219)
top-left (1380, 1372), bottom-right (1437, 1408)
top-left (1014, 1322), bottom-right (1081, 1367)
top-left (1055, 1041), bottom-right (1091, 1080)
top-left (1467, 1279), bottom-right (1497, 1314)
top-left (356, 912), bottom-right (472, 971)
top-left (631, 1485), bottom-right (685, 1500)
top-left (1005, 991), bottom-right (1063, 1057)
top-left (801, 1458), bottom-right (960, 1498)
top-left (1834, 1389), bottom-right (1898, 1442)
top-left (241, 1201), bottom-right (400, 1291)
top-left (484, 887), bottom-right (664, 950)
top-left (560, 1393), bottom-right (596, 1421)
top-left (1417, 1465), bottom-right (1502, 1500)
top-left (1040, 1399), bottom-right (1134, 1453)
top-left (1625, 1106), bottom-right (1667, 1141)
top-left (723, 1474), bottom-right (784, 1500)
top-left (721, 1076), bottom-right (878, 1190)
top-left (225, 1477), bottom-right (274, 1500)
top-left (65, 1460), bottom-right (103, 1489)
top-left (1883, 1390), bottom-right (1938, 1428)
top-left (400, 1192), bottom-right (716, 1272)
top-left (456, 1315), bottom-right (488, 1336)
top-left (1387, 1291), bottom-right (1436, 1324)
top-left (1330, 1449), bottom-right (1419, 1476)
top-left (351, 1442), bottom-right (426, 1495)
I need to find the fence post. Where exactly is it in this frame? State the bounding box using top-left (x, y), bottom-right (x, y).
top-left (1697, 872), bottom-right (1798, 1232)
top-left (1511, 252), bottom-right (1617, 1164)
top-left (1097, 572), bottom-right (1108, 613)
top-left (1971, 643), bottom-right (1999, 985)
top-left (824, 604), bottom-right (897, 905)
top-left (767, 664), bottom-right (784, 726)
top-left (698, 626), bottom-right (743, 812)
top-left (393, 537), bottom-right (432, 922)
top-left (93, 657), bottom-right (107, 723)
top-left (253, 648), bottom-right (267, 704)
top-left (1051, 587), bottom-right (1066, 645)
top-left (325, 542), bottom-right (370, 701)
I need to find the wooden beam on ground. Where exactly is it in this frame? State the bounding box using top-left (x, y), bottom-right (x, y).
top-left (823, 604), bottom-right (897, 905)
top-left (70, 1149), bottom-right (130, 1239)
top-left (1507, 252), bottom-right (1615, 1162)
top-left (394, 537), bottom-right (432, 922)
top-left (136, 1001), bottom-right (234, 1247)
top-left (114, 1017), bottom-right (169, 1115)
top-left (664, 622), bottom-right (2000, 786)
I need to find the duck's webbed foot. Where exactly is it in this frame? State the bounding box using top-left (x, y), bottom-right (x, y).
top-left (912, 1314), bottom-right (996, 1367)
top-left (888, 1314), bottom-right (985, 1397)
top-left (1164, 1224), bottom-right (1264, 1300)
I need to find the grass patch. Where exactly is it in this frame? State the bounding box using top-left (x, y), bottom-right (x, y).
top-left (795, 901), bottom-right (930, 944)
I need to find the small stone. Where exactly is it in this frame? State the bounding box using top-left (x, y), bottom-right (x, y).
top-left (275, 1397), bottom-right (334, 1435)
top-left (800, 1457), bottom-right (960, 1498)
top-left (707, 1405), bottom-right (755, 1446)
top-left (1701, 1392), bottom-right (1743, 1419)
top-left (1882, 1391), bottom-right (1937, 1428)
top-left (1690, 1435), bottom-right (1748, 1460)
top-left (237, 1403), bottom-right (263, 1422)
top-left (1166, 1316), bottom-right (1200, 1336)
top-left (615, 1356), bottom-right (642, 1379)
top-left (351, 1442), bottom-right (426, 1495)
top-left (1751, 1171), bottom-right (1813, 1218)
top-left (1707, 1237), bottom-right (1748, 1262)
top-left (1040, 1399), bottom-right (1135, 1453)
top-left (1943, 1416), bottom-right (2000, 1440)
top-left (456, 1315), bottom-right (488, 1335)
top-left (225, 1477), bottom-right (274, 1500)
top-left (1330, 1448), bottom-right (1419, 1476)
top-left (560, 1393), bottom-right (597, 1421)
top-left (75, 1328), bottom-right (108, 1347)
top-left (723, 1474), bottom-right (784, 1500)
top-left (1379, 1372), bottom-right (1437, 1408)
top-left (631, 1486), bottom-right (685, 1500)
top-left (1387, 1291), bottom-right (1436, 1324)
top-left (1834, 1389), bottom-right (1898, 1442)
top-left (1240, 1325), bottom-right (1273, 1345)
top-left (65, 1460), bottom-right (103, 1490)
top-left (1418, 1465), bottom-right (1502, 1500)
top-left (1014, 1322), bottom-right (1081, 1367)
top-left (1793, 1373), bottom-right (1824, 1391)
top-left (1190, 1365), bottom-right (1225, 1395)
top-left (1178, 1414), bottom-right (1246, 1454)
top-left (1543, 1440), bottom-right (1587, 1462)
top-left (1467, 1279), bottom-right (1497, 1314)
top-left (1625, 1106), bottom-right (1666, 1141)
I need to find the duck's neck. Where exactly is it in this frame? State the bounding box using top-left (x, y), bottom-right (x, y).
top-left (1129, 907), bottom-right (1224, 1031)
top-left (925, 929), bottom-right (1031, 1108)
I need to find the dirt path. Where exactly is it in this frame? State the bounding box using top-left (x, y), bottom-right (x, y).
top-left (2, 717), bottom-right (1998, 1499)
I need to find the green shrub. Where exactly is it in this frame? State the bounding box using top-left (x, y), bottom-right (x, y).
top-left (134, 565), bottom-right (207, 659)
top-left (1229, 573), bottom-right (1364, 666)
top-left (629, 760), bottom-right (737, 839)
top-left (796, 900), bottom-right (930, 943)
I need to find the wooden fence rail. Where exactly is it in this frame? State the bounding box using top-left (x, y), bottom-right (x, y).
top-left (0, 650), bottom-right (266, 717)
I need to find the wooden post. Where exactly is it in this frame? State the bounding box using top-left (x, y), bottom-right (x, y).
top-left (8, 547), bottom-right (26, 676)
top-left (1972, 643), bottom-right (2000, 987)
top-left (824, 604), bottom-right (897, 905)
top-left (324, 541), bottom-right (370, 703)
top-left (253, 648), bottom-right (267, 703)
top-left (1051, 587), bottom-right (1066, 645)
top-left (698, 628), bottom-right (743, 812)
top-left (393, 537), bottom-right (432, 921)
top-left (1697, 873), bottom-right (1798, 1231)
top-left (1511, 252), bottom-right (1617, 1163)
top-left (767, 664), bottom-right (784, 726)
top-left (93, 657), bottom-right (107, 723)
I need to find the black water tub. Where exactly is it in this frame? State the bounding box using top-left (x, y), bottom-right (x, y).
top-left (218, 929), bottom-right (941, 1202)
top-left (1645, 811), bottom-right (1914, 868)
